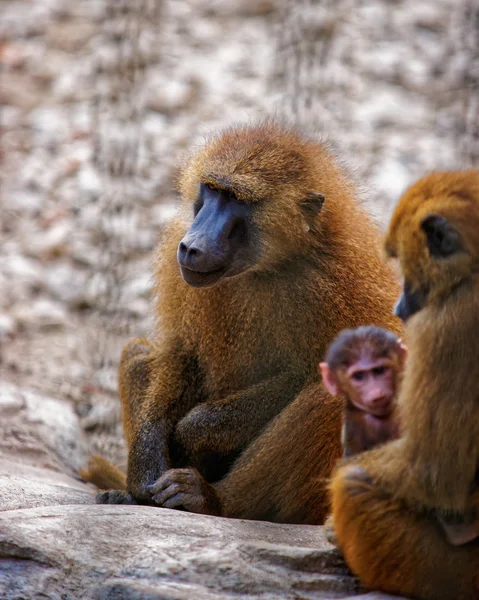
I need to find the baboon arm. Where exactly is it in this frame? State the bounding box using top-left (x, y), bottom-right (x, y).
top-left (342, 433), bottom-right (478, 517)
top-left (149, 386), bottom-right (342, 522)
top-left (175, 369), bottom-right (305, 458)
top-left (345, 439), bottom-right (423, 509)
top-left (125, 346), bottom-right (199, 500)
top-left (215, 387), bottom-right (343, 523)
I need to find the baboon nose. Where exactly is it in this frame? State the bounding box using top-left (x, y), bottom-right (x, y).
top-left (179, 241), bottom-right (199, 258)
top-left (178, 240), bottom-right (204, 269)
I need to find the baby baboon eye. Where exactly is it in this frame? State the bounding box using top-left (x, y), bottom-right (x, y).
top-left (421, 214), bottom-right (461, 258)
top-left (352, 371), bottom-right (365, 382)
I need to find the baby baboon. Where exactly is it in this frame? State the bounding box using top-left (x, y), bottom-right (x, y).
top-left (320, 326), bottom-right (405, 457)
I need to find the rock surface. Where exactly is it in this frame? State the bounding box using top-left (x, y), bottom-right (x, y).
top-left (1, 505), bottom-right (356, 600)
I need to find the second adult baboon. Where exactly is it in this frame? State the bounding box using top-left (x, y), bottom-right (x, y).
top-left (330, 170), bottom-right (479, 599)
top-left (83, 121), bottom-right (401, 523)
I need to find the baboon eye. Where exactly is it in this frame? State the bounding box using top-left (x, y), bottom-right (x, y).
top-left (301, 191), bottom-right (325, 216)
top-left (193, 199), bottom-right (203, 216)
top-left (206, 182), bottom-right (216, 190)
top-left (384, 242), bottom-right (397, 258)
top-left (352, 371), bottom-right (365, 382)
top-left (421, 214), bottom-right (461, 258)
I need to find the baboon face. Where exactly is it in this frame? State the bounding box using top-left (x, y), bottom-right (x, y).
top-left (385, 172), bottom-right (479, 321)
top-left (177, 182), bottom-right (256, 288)
top-left (177, 123), bottom-right (326, 288)
top-left (177, 180), bottom-right (324, 288)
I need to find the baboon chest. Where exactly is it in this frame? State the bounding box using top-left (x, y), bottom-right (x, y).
top-left (190, 300), bottom-right (292, 394)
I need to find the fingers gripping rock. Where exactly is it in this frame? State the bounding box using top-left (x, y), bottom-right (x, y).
top-left (147, 468), bottom-right (222, 515)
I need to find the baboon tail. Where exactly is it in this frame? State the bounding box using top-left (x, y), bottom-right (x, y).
top-left (79, 454), bottom-right (127, 491)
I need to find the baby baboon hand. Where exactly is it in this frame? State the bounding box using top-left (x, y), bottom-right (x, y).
top-left (437, 510), bottom-right (479, 546)
top-left (147, 468), bottom-right (221, 516)
top-left (324, 515), bottom-right (339, 546)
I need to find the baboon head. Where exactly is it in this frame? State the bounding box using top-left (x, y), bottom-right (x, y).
top-left (385, 171), bottom-right (479, 321)
top-left (176, 122), bottom-right (329, 287)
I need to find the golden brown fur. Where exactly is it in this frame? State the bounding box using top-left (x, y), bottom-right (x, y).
top-left (82, 121), bottom-right (400, 523)
top-left (330, 170), bottom-right (479, 598)
top-left (79, 455), bottom-right (126, 491)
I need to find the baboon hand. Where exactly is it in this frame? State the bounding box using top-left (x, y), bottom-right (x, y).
top-left (146, 468), bottom-right (221, 516)
top-left (96, 490), bottom-right (138, 505)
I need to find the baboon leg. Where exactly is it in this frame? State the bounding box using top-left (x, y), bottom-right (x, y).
top-left (150, 384), bottom-right (343, 523)
top-left (331, 464), bottom-right (479, 600)
top-left (217, 384), bottom-right (343, 524)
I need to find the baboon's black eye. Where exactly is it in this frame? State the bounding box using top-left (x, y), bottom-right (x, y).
top-left (301, 191), bottom-right (325, 216)
top-left (384, 243), bottom-right (397, 258)
top-left (193, 199), bottom-right (203, 217)
top-left (421, 214), bottom-right (461, 258)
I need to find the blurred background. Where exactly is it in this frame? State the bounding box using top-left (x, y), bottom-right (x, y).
top-left (0, 0), bottom-right (477, 464)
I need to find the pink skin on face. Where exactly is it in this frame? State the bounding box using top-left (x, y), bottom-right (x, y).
top-left (346, 358), bottom-right (395, 417)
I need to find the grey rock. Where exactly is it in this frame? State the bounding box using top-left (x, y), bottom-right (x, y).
top-left (0, 382), bottom-right (89, 474)
top-left (0, 459), bottom-right (93, 512)
top-left (0, 255), bottom-right (44, 287)
top-left (26, 221), bottom-right (72, 259)
top-left (13, 299), bottom-right (68, 330)
top-left (77, 164), bottom-right (102, 197)
top-left (0, 504), bottom-right (361, 600)
top-left (147, 78), bottom-right (198, 115)
top-left (0, 313), bottom-right (16, 342)
top-left (46, 19), bottom-right (97, 53)
top-left (44, 262), bottom-right (89, 306)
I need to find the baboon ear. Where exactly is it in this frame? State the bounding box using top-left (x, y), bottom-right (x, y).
top-left (319, 362), bottom-right (339, 396)
top-left (421, 214), bottom-right (461, 258)
top-left (301, 192), bottom-right (325, 216)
